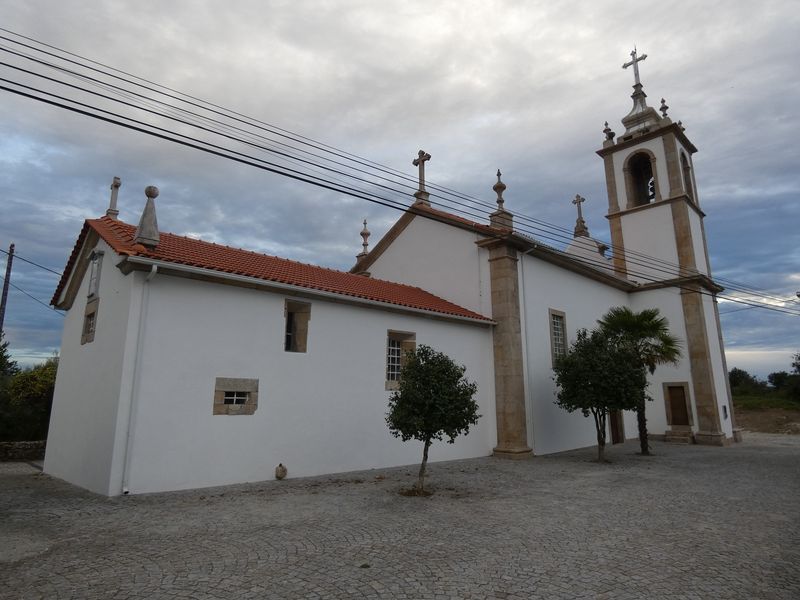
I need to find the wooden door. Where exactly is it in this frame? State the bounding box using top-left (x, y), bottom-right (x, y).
top-left (668, 386), bottom-right (690, 426)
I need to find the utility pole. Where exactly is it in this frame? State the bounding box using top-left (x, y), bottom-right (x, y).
top-left (0, 243), bottom-right (14, 335)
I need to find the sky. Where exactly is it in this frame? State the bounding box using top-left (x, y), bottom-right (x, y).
top-left (0, 0), bottom-right (798, 378)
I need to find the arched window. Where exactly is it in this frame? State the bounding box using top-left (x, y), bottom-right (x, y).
top-left (627, 152), bottom-right (655, 207)
top-left (681, 153), bottom-right (694, 202)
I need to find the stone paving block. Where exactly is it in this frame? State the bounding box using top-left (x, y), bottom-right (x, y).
top-left (0, 433), bottom-right (798, 598)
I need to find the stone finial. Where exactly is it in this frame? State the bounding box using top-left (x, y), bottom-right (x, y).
top-left (275, 463), bottom-right (287, 480)
top-left (134, 185), bottom-right (160, 248)
top-left (106, 176), bottom-right (121, 219)
top-left (572, 194), bottom-right (589, 238)
top-left (357, 219), bottom-right (370, 259)
top-left (603, 121), bottom-right (615, 142)
top-left (489, 169), bottom-right (513, 230)
top-left (677, 120), bottom-right (685, 131)
top-left (493, 169), bottom-right (506, 209)
top-left (660, 98), bottom-right (669, 118)
top-left (412, 149), bottom-right (431, 205)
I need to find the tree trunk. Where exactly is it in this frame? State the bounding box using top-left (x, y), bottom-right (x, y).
top-left (417, 438), bottom-right (431, 491)
top-left (637, 399), bottom-right (650, 456)
top-left (593, 409), bottom-right (608, 462)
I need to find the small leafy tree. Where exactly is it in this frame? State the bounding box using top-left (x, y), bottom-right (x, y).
top-left (598, 307), bottom-right (681, 456)
top-left (729, 367), bottom-right (764, 393)
top-left (3, 356), bottom-right (58, 441)
top-left (386, 345), bottom-right (479, 493)
top-left (767, 371), bottom-right (790, 390)
top-left (553, 329), bottom-right (645, 462)
top-left (0, 333), bottom-right (20, 441)
top-left (0, 332), bottom-right (18, 383)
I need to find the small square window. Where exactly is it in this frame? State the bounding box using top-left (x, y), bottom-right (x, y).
top-left (223, 391), bottom-right (249, 405)
top-left (213, 377), bottom-right (259, 415)
top-left (386, 331), bottom-right (415, 390)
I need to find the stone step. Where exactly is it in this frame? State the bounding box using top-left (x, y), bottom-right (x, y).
top-left (665, 430), bottom-right (694, 444)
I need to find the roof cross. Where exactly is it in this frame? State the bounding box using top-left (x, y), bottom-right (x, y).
top-left (572, 194), bottom-right (586, 220)
top-left (412, 150), bottom-right (431, 193)
top-left (572, 194), bottom-right (589, 238)
top-left (622, 47), bottom-right (648, 86)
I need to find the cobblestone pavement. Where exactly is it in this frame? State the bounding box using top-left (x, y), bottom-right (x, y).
top-left (2, 434), bottom-right (799, 599)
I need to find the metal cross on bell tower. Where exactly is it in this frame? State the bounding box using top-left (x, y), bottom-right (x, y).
top-left (622, 47), bottom-right (648, 86)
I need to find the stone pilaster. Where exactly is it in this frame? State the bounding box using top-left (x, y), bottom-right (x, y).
top-left (487, 242), bottom-right (532, 458)
top-left (680, 285), bottom-right (727, 445)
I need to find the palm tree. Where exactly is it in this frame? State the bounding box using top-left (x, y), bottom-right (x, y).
top-left (598, 307), bottom-right (681, 455)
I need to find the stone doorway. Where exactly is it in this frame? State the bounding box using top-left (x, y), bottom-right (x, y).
top-left (664, 382), bottom-right (694, 443)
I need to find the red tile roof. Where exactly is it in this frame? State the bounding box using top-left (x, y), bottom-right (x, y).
top-left (53, 216), bottom-right (492, 322)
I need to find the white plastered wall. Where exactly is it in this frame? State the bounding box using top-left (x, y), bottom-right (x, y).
top-left (518, 255), bottom-right (632, 454)
top-left (122, 275), bottom-right (496, 494)
top-left (629, 288), bottom-right (696, 435)
top-left (619, 203), bottom-right (681, 282)
top-left (365, 216), bottom-right (491, 316)
top-left (44, 240), bottom-right (134, 495)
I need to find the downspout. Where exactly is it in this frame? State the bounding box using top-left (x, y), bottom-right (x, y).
top-left (120, 264), bottom-right (157, 495)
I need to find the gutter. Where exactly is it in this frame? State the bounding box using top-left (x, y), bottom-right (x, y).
top-left (120, 256), bottom-right (495, 326)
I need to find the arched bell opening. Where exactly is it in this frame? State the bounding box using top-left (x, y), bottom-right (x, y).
top-left (623, 150), bottom-right (660, 209)
top-left (681, 152), bottom-right (695, 202)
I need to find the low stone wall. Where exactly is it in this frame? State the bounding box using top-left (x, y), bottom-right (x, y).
top-left (0, 441), bottom-right (46, 461)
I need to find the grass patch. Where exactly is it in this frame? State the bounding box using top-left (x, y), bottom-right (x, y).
top-left (733, 392), bottom-right (800, 411)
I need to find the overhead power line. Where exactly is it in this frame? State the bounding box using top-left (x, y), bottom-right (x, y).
top-left (0, 30), bottom-right (796, 318)
top-left (3, 75), bottom-right (798, 318)
top-left (0, 246), bottom-right (62, 276)
top-left (0, 274), bottom-right (64, 317)
top-left (0, 34), bottom-right (776, 298)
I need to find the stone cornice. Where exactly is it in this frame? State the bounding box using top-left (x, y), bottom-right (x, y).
top-left (632, 273), bottom-right (724, 294)
top-left (606, 193), bottom-right (706, 220)
top-left (54, 229), bottom-right (100, 310)
top-left (476, 235), bottom-right (635, 292)
top-left (596, 121), bottom-right (697, 158)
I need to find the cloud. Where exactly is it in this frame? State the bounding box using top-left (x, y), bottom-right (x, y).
top-left (1, 0), bottom-right (798, 372)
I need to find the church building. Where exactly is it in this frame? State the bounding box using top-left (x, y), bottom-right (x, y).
top-left (45, 53), bottom-right (738, 496)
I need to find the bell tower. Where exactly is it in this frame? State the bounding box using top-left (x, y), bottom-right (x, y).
top-left (596, 49), bottom-right (736, 445)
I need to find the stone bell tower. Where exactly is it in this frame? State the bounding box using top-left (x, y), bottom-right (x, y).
top-left (596, 49), bottom-right (736, 445)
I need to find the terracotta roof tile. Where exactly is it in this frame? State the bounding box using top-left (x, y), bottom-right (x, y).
top-left (53, 217), bottom-right (491, 323)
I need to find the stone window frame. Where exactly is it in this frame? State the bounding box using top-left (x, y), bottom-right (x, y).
top-left (87, 250), bottom-right (104, 299)
top-left (662, 381), bottom-right (694, 429)
top-left (213, 377), bottom-right (259, 416)
top-left (284, 299), bottom-right (311, 353)
top-left (385, 330), bottom-right (416, 391)
top-left (548, 309), bottom-right (567, 366)
top-left (81, 297), bottom-right (99, 345)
